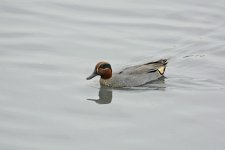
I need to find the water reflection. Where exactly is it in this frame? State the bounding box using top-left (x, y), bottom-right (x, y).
top-left (87, 77), bottom-right (166, 104)
top-left (87, 86), bottom-right (113, 104)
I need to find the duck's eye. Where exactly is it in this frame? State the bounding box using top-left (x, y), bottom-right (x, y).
top-left (100, 64), bottom-right (111, 69)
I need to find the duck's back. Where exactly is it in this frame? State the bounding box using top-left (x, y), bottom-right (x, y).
top-left (117, 59), bottom-right (167, 75)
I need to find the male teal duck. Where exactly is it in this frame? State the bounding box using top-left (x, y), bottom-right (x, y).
top-left (86, 59), bottom-right (168, 88)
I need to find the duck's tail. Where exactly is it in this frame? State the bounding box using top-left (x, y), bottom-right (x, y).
top-left (157, 59), bottom-right (167, 75)
top-left (145, 59), bottom-right (168, 75)
top-left (145, 59), bottom-right (168, 65)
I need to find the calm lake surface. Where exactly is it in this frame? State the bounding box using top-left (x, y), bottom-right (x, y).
top-left (0, 0), bottom-right (225, 149)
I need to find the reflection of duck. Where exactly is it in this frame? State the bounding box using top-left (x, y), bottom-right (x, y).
top-left (87, 59), bottom-right (167, 88)
top-left (143, 76), bottom-right (166, 90)
top-left (87, 87), bottom-right (112, 104)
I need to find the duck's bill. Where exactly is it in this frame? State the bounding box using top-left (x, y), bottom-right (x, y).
top-left (86, 72), bottom-right (97, 80)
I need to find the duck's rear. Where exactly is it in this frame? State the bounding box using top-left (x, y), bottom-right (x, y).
top-left (145, 59), bottom-right (168, 75)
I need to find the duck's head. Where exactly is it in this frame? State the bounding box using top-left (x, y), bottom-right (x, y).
top-left (86, 61), bottom-right (112, 80)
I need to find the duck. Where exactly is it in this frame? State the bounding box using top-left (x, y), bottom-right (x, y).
top-left (86, 59), bottom-right (168, 88)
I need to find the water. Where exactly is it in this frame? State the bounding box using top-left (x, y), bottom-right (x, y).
top-left (1, 0), bottom-right (225, 149)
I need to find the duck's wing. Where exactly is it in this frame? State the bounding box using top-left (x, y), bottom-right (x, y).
top-left (117, 59), bottom-right (168, 75)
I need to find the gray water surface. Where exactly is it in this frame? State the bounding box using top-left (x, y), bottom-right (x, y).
top-left (1, 0), bottom-right (225, 150)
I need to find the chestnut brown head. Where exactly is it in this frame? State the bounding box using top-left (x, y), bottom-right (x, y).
top-left (86, 62), bottom-right (112, 80)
